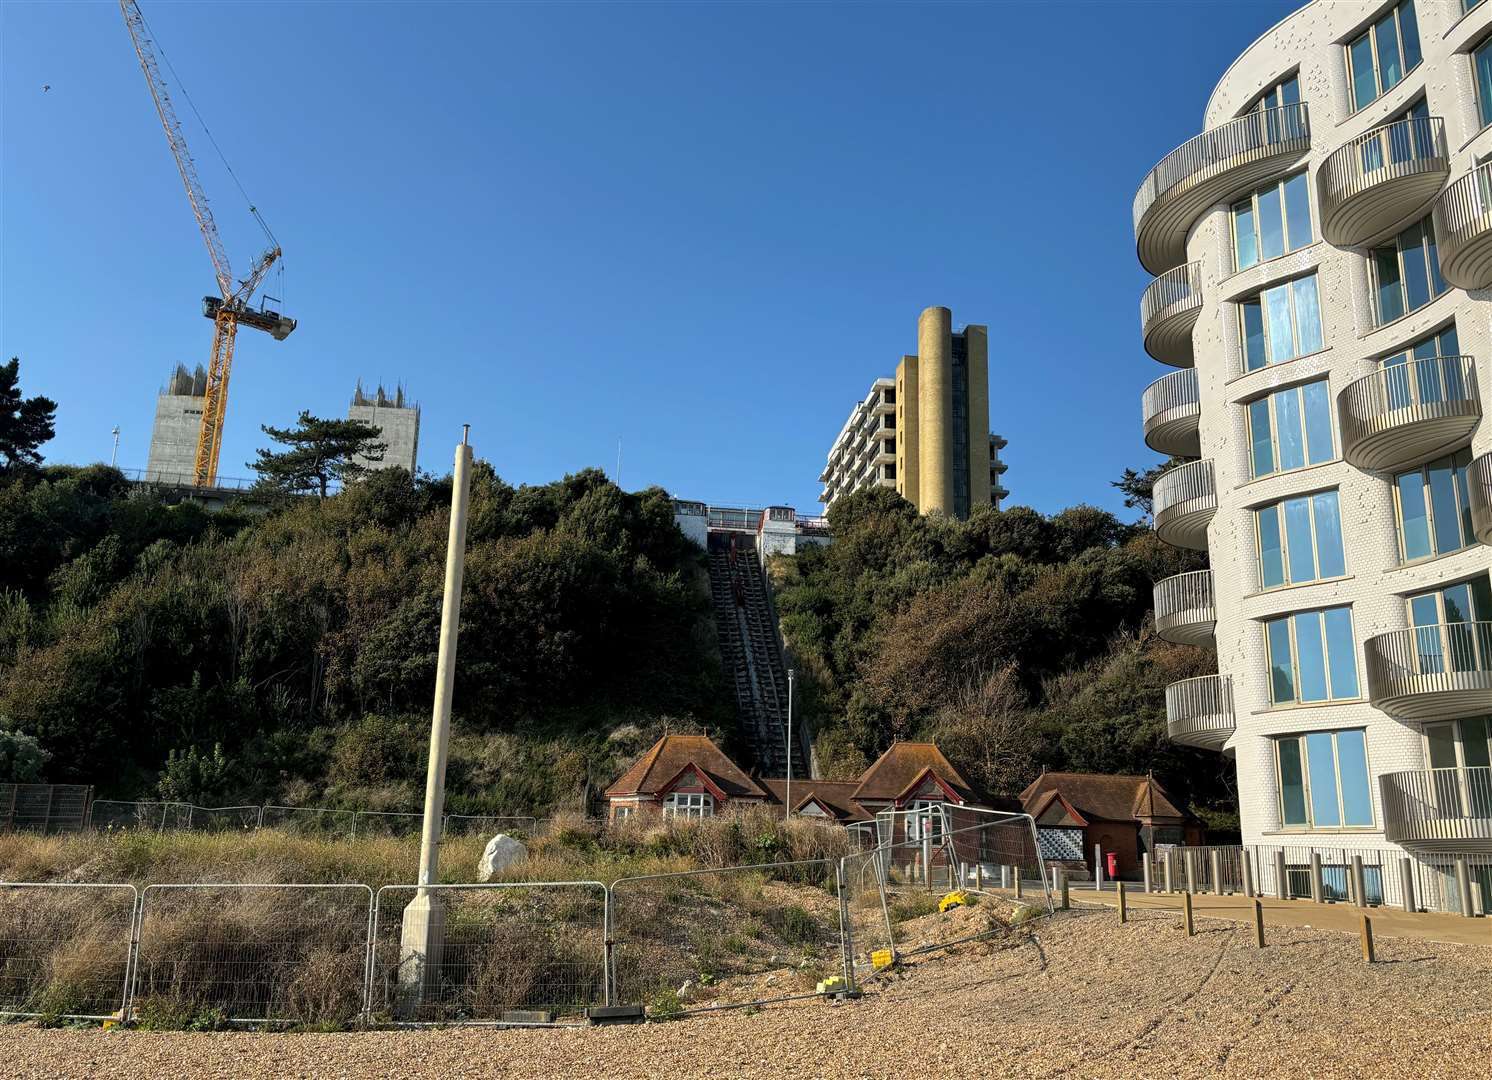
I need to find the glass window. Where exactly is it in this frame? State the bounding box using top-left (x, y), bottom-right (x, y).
top-left (662, 792), bottom-right (714, 819)
top-left (1347, 2), bottom-right (1422, 111)
top-left (1395, 448), bottom-right (1476, 561)
top-left (1256, 490), bottom-right (1345, 589)
top-left (1265, 606), bottom-right (1359, 705)
top-left (1408, 576), bottom-right (1492, 676)
top-left (1240, 273), bottom-right (1323, 371)
top-left (1250, 74), bottom-right (1301, 114)
top-left (1276, 730), bottom-right (1374, 830)
top-left (1371, 216), bottom-right (1448, 325)
top-left (1233, 172), bottom-right (1312, 271)
top-left (1247, 380), bottom-right (1334, 478)
top-left (1477, 35), bottom-right (1492, 130)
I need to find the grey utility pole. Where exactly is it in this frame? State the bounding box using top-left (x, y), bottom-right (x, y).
top-left (785, 668), bottom-right (795, 820)
top-left (110, 427), bottom-right (120, 467)
top-left (398, 426), bottom-right (474, 1015)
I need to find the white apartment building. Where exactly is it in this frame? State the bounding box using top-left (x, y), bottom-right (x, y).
top-left (1136, 0), bottom-right (1492, 911)
top-left (819, 378), bottom-right (898, 507)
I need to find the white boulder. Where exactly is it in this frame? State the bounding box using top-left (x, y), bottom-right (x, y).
top-left (477, 833), bottom-right (528, 881)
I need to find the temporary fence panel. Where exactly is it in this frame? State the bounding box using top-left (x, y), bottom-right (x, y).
top-left (258, 806), bottom-right (357, 839)
top-left (839, 848), bottom-right (894, 978)
top-left (130, 884), bottom-right (373, 1026)
top-left (441, 815), bottom-right (539, 838)
top-left (0, 785), bottom-right (93, 834)
top-left (0, 883), bottom-right (137, 1019)
top-left (187, 805), bottom-right (260, 832)
top-left (610, 860), bottom-right (843, 1014)
top-left (87, 800), bottom-right (192, 832)
top-left (369, 882), bottom-right (607, 1024)
top-left (351, 811), bottom-right (424, 839)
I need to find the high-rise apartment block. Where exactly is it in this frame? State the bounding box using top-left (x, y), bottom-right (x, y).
top-left (349, 383), bottom-right (420, 475)
top-left (1135, 0), bottom-right (1492, 911)
top-left (145, 365), bottom-right (207, 483)
top-left (819, 307), bottom-right (1006, 517)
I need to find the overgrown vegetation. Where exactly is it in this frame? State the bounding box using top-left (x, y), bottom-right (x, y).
top-left (771, 486), bottom-right (1235, 828)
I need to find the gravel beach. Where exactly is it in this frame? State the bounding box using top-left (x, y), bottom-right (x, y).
top-left (6, 907), bottom-right (1489, 1079)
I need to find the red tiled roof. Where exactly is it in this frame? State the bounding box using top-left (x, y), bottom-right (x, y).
top-left (1018, 772), bottom-right (1185, 824)
top-left (851, 742), bottom-right (976, 803)
top-left (759, 779), bottom-right (871, 822)
top-left (604, 735), bottom-right (767, 800)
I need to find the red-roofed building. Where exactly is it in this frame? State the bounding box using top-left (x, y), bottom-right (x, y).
top-left (1019, 771), bottom-right (1203, 879)
top-left (603, 735), bottom-right (768, 820)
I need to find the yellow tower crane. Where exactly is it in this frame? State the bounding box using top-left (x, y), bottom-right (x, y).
top-left (121, 0), bottom-right (296, 487)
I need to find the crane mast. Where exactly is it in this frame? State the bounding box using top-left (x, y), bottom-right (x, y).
top-left (121, 0), bottom-right (294, 487)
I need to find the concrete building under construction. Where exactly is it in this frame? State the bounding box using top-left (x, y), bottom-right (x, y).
top-left (349, 383), bottom-right (420, 475)
top-left (145, 365), bottom-right (208, 484)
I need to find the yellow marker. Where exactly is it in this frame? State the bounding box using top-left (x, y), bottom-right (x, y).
top-left (939, 890), bottom-right (970, 913)
top-left (871, 948), bottom-right (894, 970)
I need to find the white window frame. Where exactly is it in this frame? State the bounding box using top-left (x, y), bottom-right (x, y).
top-left (1345, 1), bottom-right (1422, 114)
top-left (1246, 379), bottom-right (1335, 479)
top-left (1264, 606), bottom-right (1361, 706)
top-left (662, 792), bottom-right (714, 819)
top-left (1254, 489), bottom-right (1347, 590)
top-left (1238, 272), bottom-right (1323, 373)
top-left (1273, 729), bottom-right (1376, 832)
top-left (1370, 214), bottom-right (1447, 327)
top-left (1230, 170), bottom-right (1313, 272)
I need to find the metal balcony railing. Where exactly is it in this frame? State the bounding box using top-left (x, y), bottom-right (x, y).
top-left (1142, 368), bottom-right (1201, 457)
top-left (1381, 767), bottom-right (1492, 846)
top-left (1140, 261), bottom-right (1203, 366)
top-left (1319, 116), bottom-right (1448, 246)
top-left (1433, 161), bottom-right (1492, 290)
top-left (1154, 570), bottom-right (1215, 646)
top-left (1337, 355), bottom-right (1480, 471)
top-left (1152, 459), bottom-right (1215, 550)
top-left (1471, 452), bottom-right (1492, 547)
top-left (1165, 674), bottom-right (1235, 751)
top-left (1366, 621), bottom-right (1492, 722)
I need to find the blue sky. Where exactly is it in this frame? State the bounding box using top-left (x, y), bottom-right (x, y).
top-left (2, 0), bottom-right (1299, 515)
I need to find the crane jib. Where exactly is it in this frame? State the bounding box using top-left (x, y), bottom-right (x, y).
top-left (201, 297), bottom-right (297, 342)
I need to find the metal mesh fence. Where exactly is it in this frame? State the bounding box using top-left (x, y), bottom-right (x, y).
top-left (369, 883), bottom-right (606, 1024)
top-left (185, 805), bottom-right (261, 832)
top-left (88, 800), bottom-right (192, 832)
top-left (610, 860), bottom-right (843, 1014)
top-left (130, 884), bottom-right (373, 1026)
top-left (351, 811), bottom-right (424, 839)
top-left (441, 815), bottom-right (538, 838)
top-left (0, 883), bottom-right (137, 1019)
top-left (259, 806), bottom-right (357, 838)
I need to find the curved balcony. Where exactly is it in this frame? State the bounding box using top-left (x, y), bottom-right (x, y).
top-left (1154, 570), bottom-right (1215, 646)
top-left (1319, 116), bottom-right (1449, 247)
top-left (1381, 767), bottom-right (1492, 851)
top-left (1365, 622), bottom-right (1492, 722)
top-left (1152, 459), bottom-right (1215, 550)
top-left (1140, 262), bottom-right (1203, 367)
top-left (1470, 452), bottom-right (1492, 547)
top-left (1433, 162), bottom-right (1492, 290)
top-left (1337, 356), bottom-right (1480, 472)
top-left (1133, 104), bottom-right (1311, 275)
top-left (1165, 674), bottom-right (1235, 752)
top-left (1142, 369), bottom-right (1201, 457)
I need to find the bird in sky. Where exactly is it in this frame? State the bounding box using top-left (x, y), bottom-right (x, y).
top-left (42, 85), bottom-right (50, 92)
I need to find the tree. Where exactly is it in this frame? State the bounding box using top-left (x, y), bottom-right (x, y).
top-left (0, 358), bottom-right (57, 472)
top-left (928, 662), bottom-right (1036, 797)
top-left (1111, 456), bottom-right (1188, 519)
top-left (250, 412), bottom-right (388, 501)
top-left (0, 727), bottom-right (49, 782)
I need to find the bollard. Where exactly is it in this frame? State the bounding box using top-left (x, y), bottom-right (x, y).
top-left (1399, 857), bottom-right (1416, 913)
top-left (1143, 857), bottom-right (1153, 895)
top-left (1210, 849), bottom-right (1223, 895)
top-left (1182, 891), bottom-right (1195, 937)
top-left (1359, 914), bottom-right (1375, 963)
top-left (1060, 871), bottom-right (1070, 911)
top-left (1051, 865), bottom-right (1059, 895)
top-left (1309, 853), bottom-right (1324, 904)
top-left (1350, 856), bottom-right (1367, 909)
top-left (1014, 869), bottom-right (1024, 900)
top-left (1241, 850), bottom-right (1255, 899)
top-left (1184, 849), bottom-right (1197, 894)
top-left (1001, 864), bottom-right (1010, 890)
top-left (1118, 881), bottom-right (1128, 923)
top-left (1455, 857), bottom-right (1474, 917)
top-left (975, 863), bottom-right (984, 891)
top-left (1274, 850), bottom-right (1288, 900)
top-left (1251, 898), bottom-right (1265, 948)
top-left (1163, 853), bottom-right (1174, 894)
top-left (1094, 844), bottom-right (1104, 892)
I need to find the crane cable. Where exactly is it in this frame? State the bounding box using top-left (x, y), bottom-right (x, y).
top-left (135, 5), bottom-right (278, 254)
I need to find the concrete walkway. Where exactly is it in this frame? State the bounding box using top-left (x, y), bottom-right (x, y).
top-left (994, 883), bottom-right (1492, 947)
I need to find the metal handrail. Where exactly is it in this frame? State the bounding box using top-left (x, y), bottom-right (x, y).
top-left (1319, 115), bottom-right (1447, 217)
top-left (1470, 452), bottom-right (1492, 544)
top-left (1366, 621), bottom-right (1492, 700)
top-left (1133, 104), bottom-right (1311, 232)
top-left (1338, 355), bottom-right (1480, 448)
top-left (1433, 161), bottom-right (1492, 258)
top-left (1154, 570), bottom-right (1215, 634)
top-left (1380, 766), bottom-right (1492, 844)
top-left (1164, 674), bottom-right (1235, 742)
top-left (1140, 261), bottom-right (1203, 335)
top-left (1152, 458), bottom-right (1215, 520)
top-left (1142, 368), bottom-right (1201, 428)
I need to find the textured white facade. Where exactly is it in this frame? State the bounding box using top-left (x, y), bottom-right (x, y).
top-left (818, 378), bottom-right (897, 507)
top-left (1136, 0), bottom-right (1492, 881)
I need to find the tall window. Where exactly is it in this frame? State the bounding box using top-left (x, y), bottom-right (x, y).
top-left (1266, 607), bottom-right (1360, 705)
top-left (1424, 716), bottom-right (1492, 822)
top-left (1372, 215), bottom-right (1447, 324)
top-left (1232, 171), bottom-right (1313, 270)
top-left (1361, 99), bottom-right (1433, 174)
top-left (1257, 491), bottom-right (1346, 589)
top-left (1476, 34), bottom-right (1492, 129)
top-left (1407, 576), bottom-right (1492, 676)
top-left (1240, 273), bottom-right (1324, 371)
top-left (662, 792), bottom-right (714, 819)
top-left (1382, 324), bottom-right (1465, 412)
top-left (1276, 730), bottom-right (1374, 829)
top-left (1347, 1), bottom-right (1422, 112)
top-left (1249, 74), bottom-right (1301, 113)
top-left (1396, 448), bottom-right (1477, 562)
top-left (1248, 380), bottom-right (1334, 478)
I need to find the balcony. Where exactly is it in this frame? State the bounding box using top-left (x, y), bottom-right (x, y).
top-left (1165, 674), bottom-right (1235, 751)
top-left (1337, 356), bottom-right (1480, 471)
top-left (1319, 116), bottom-right (1449, 247)
top-left (1152, 459), bottom-right (1215, 550)
top-left (1133, 104), bottom-right (1310, 275)
top-left (1433, 162), bottom-right (1492, 290)
top-left (1380, 767), bottom-right (1492, 851)
top-left (1142, 368), bottom-right (1201, 457)
top-left (1471, 453), bottom-right (1492, 546)
top-left (1365, 622), bottom-right (1492, 722)
top-left (1140, 261), bottom-right (1203, 366)
top-left (1154, 570), bottom-right (1215, 646)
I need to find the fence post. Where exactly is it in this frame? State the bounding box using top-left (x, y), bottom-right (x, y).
top-left (1118, 881), bottom-right (1128, 923)
top-left (1050, 865), bottom-right (1059, 895)
top-left (1455, 857), bottom-right (1475, 917)
top-left (1274, 850), bottom-right (1288, 900)
top-left (1094, 844), bottom-right (1103, 891)
top-left (1163, 852), bottom-right (1174, 894)
top-left (1000, 864), bottom-right (1009, 890)
top-left (1359, 914), bottom-right (1375, 963)
top-left (975, 863), bottom-right (984, 891)
top-left (1241, 849), bottom-right (1255, 899)
top-left (1060, 871), bottom-right (1069, 911)
top-left (1309, 852), bottom-right (1324, 903)
top-left (1399, 856), bottom-right (1416, 913)
top-left (1251, 898), bottom-right (1265, 949)
top-left (1182, 891), bottom-right (1194, 937)
top-left (1210, 849), bottom-right (1223, 895)
top-left (836, 861), bottom-right (855, 995)
top-left (1014, 869), bottom-right (1024, 900)
top-left (1350, 856), bottom-right (1367, 909)
top-left (1184, 849), bottom-right (1196, 894)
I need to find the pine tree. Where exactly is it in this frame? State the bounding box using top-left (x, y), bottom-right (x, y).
top-left (250, 411), bottom-right (388, 502)
top-left (0, 358), bottom-right (58, 472)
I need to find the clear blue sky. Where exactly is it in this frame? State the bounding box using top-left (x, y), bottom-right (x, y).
top-left (2, 0), bottom-right (1299, 515)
